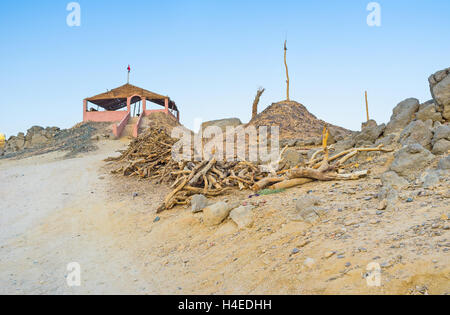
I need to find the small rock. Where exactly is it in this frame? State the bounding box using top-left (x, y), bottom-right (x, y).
top-left (377, 200), bottom-right (388, 210)
top-left (324, 251), bottom-right (336, 259)
top-left (291, 195), bottom-right (322, 224)
top-left (191, 194), bottom-right (208, 213)
top-left (229, 205), bottom-right (255, 229)
top-left (303, 258), bottom-right (315, 268)
top-left (203, 201), bottom-right (239, 227)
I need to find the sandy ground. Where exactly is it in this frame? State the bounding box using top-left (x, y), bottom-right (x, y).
top-left (0, 141), bottom-right (449, 295)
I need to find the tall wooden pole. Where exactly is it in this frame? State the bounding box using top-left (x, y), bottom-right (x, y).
top-left (365, 91), bottom-right (370, 122)
top-left (284, 40), bottom-right (290, 101)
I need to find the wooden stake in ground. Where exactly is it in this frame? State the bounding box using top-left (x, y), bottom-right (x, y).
top-left (252, 88), bottom-right (265, 120)
top-left (365, 91), bottom-right (370, 122)
top-left (284, 40), bottom-right (290, 101)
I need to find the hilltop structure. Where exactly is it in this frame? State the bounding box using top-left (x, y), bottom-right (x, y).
top-left (83, 83), bottom-right (180, 138)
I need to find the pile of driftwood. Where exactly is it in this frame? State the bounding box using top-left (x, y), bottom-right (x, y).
top-left (107, 127), bottom-right (391, 213)
top-left (106, 128), bottom-right (179, 182)
top-left (252, 128), bottom-right (392, 191)
top-left (106, 128), bottom-right (270, 211)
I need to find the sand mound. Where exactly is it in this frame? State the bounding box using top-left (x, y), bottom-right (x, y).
top-left (140, 112), bottom-right (188, 135)
top-left (249, 100), bottom-right (350, 140)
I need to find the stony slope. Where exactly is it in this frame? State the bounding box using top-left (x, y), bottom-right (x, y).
top-left (248, 100), bottom-right (351, 141)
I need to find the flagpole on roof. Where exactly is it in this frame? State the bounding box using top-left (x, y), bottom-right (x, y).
top-left (127, 65), bottom-right (131, 84)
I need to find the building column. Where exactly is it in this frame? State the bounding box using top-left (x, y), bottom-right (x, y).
top-left (127, 97), bottom-right (131, 113)
top-left (83, 99), bottom-right (88, 121)
top-left (177, 110), bottom-right (180, 122)
top-left (142, 98), bottom-right (147, 114)
top-left (164, 98), bottom-right (169, 114)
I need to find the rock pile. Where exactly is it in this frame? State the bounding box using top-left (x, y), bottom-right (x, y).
top-left (429, 67), bottom-right (450, 120)
top-left (201, 118), bottom-right (242, 133)
top-left (330, 67), bottom-right (450, 159)
top-left (1, 122), bottom-right (111, 159)
top-left (4, 126), bottom-right (60, 153)
top-left (346, 66), bottom-right (450, 210)
top-left (249, 100), bottom-right (351, 144)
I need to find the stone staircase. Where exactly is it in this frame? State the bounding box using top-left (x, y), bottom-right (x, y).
top-left (120, 117), bottom-right (139, 138)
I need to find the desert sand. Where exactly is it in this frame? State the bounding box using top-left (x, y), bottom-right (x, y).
top-left (0, 138), bottom-right (448, 295)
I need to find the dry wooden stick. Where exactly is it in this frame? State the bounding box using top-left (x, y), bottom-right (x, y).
top-left (252, 88), bottom-right (265, 120)
top-left (252, 176), bottom-right (285, 191)
top-left (269, 178), bottom-right (314, 190)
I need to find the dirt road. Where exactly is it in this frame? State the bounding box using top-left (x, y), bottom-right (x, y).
top-left (0, 140), bottom-right (154, 294)
top-left (0, 140), bottom-right (449, 295)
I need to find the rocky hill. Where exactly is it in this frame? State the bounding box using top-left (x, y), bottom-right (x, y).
top-left (1, 122), bottom-right (112, 159)
top-left (248, 100), bottom-right (351, 144)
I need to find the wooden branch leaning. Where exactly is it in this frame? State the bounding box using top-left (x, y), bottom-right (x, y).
top-left (252, 88), bottom-right (265, 120)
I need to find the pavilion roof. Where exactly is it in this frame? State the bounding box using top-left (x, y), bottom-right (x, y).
top-left (85, 83), bottom-right (178, 111)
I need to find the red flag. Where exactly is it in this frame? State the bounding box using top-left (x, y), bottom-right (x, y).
top-left (127, 65), bottom-right (131, 72)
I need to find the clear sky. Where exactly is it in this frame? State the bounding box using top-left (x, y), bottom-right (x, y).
top-left (1, 0), bottom-right (449, 137)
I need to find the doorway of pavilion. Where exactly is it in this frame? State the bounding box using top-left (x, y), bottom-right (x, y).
top-left (130, 95), bottom-right (143, 118)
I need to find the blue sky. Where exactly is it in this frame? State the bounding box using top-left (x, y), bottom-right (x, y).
top-left (1, 0), bottom-right (449, 137)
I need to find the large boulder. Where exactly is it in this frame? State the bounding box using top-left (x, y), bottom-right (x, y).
top-left (415, 102), bottom-right (443, 122)
top-left (437, 155), bottom-right (450, 170)
top-left (201, 118), bottom-right (242, 133)
top-left (429, 67), bottom-right (450, 120)
top-left (420, 170), bottom-right (443, 188)
top-left (432, 124), bottom-right (450, 144)
top-left (390, 143), bottom-right (434, 179)
top-left (5, 133), bottom-right (26, 152)
top-left (328, 126), bottom-right (346, 144)
top-left (399, 120), bottom-right (433, 149)
top-left (354, 121), bottom-right (386, 146)
top-left (29, 133), bottom-right (50, 146)
top-left (385, 98), bottom-right (420, 134)
top-left (432, 139), bottom-right (450, 155)
top-left (381, 171), bottom-right (409, 189)
top-left (25, 126), bottom-right (44, 141)
top-left (333, 138), bottom-right (355, 153)
top-left (282, 148), bottom-right (304, 168)
top-left (375, 134), bottom-right (397, 147)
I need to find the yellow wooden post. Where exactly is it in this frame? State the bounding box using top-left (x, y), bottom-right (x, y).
top-left (365, 91), bottom-right (370, 122)
top-left (0, 133), bottom-right (5, 149)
